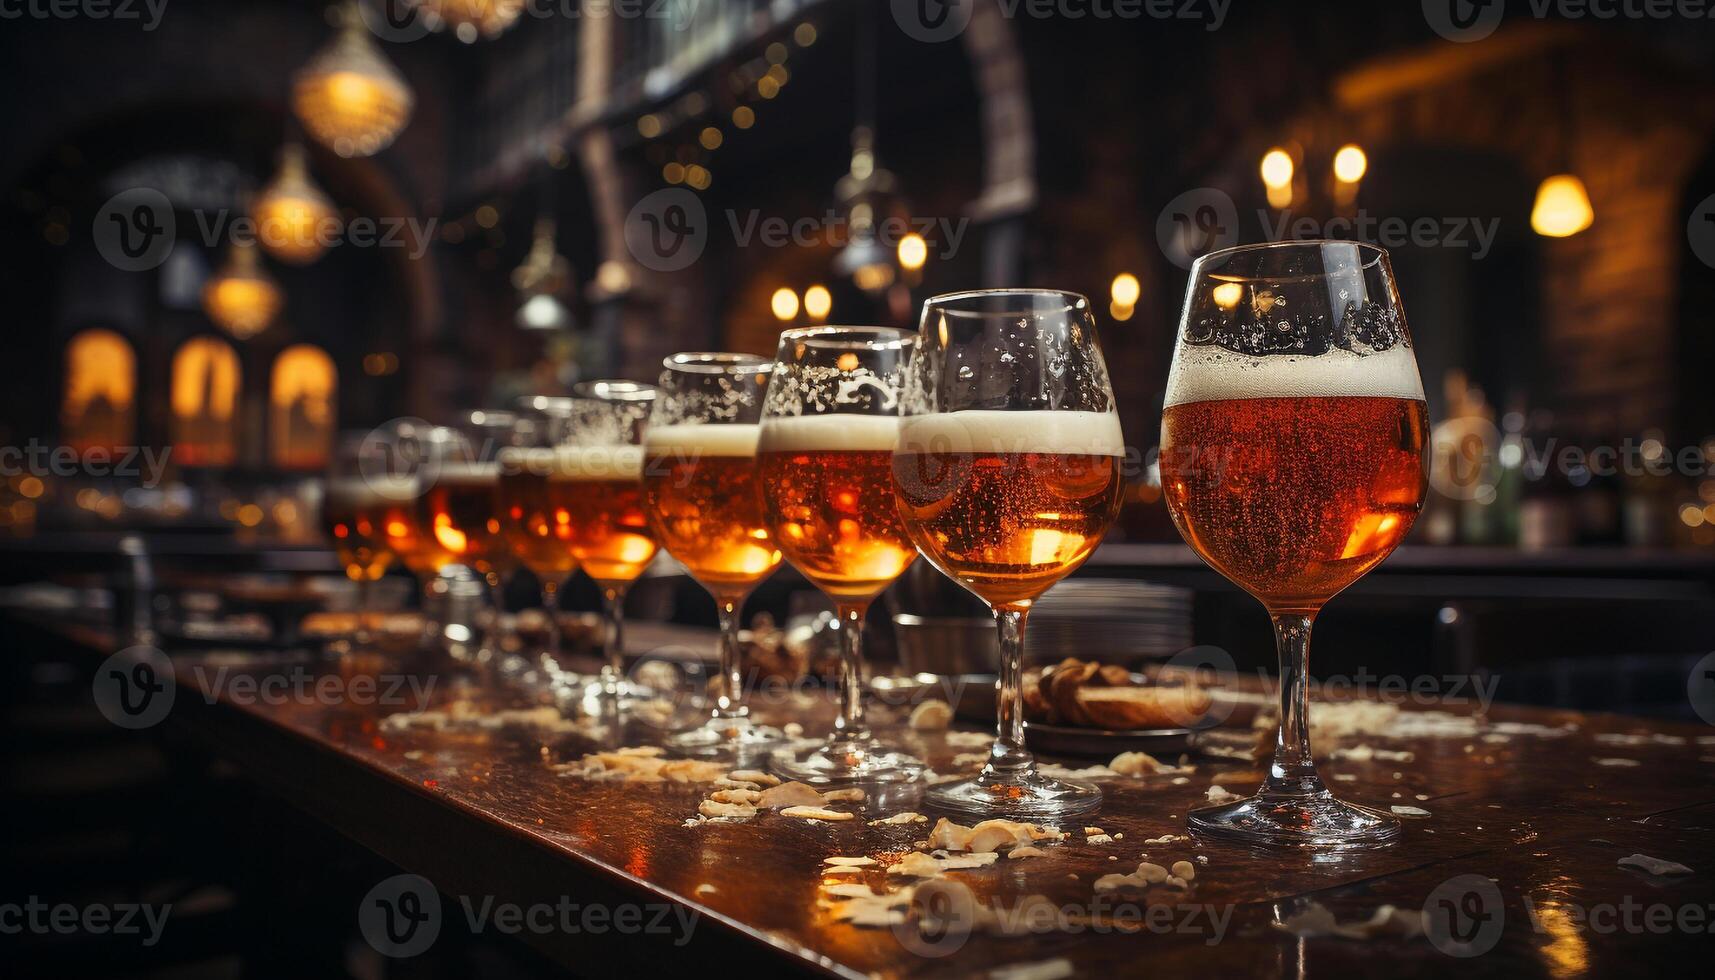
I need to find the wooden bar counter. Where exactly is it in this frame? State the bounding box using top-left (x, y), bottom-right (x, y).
top-left (22, 616), bottom-right (1715, 978)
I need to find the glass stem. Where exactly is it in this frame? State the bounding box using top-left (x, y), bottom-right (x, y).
top-left (988, 603), bottom-right (1034, 775)
top-left (1266, 612), bottom-right (1326, 797)
top-left (541, 579), bottom-right (561, 665)
top-left (713, 593), bottom-right (749, 723)
top-left (832, 603), bottom-right (868, 742)
top-left (483, 570), bottom-right (505, 660)
top-left (353, 574), bottom-right (373, 648)
top-left (419, 576), bottom-right (439, 649)
top-left (600, 583), bottom-right (629, 696)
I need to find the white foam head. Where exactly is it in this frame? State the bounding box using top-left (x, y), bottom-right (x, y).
top-left (434, 461), bottom-right (500, 485)
top-left (504, 445), bottom-right (644, 481)
top-left (759, 414), bottom-right (899, 453)
top-left (1164, 345), bottom-right (1424, 407)
top-left (897, 410), bottom-right (1125, 457)
top-left (643, 423), bottom-right (761, 458)
top-left (326, 476), bottom-right (415, 506)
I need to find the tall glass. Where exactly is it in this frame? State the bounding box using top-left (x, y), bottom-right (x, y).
top-left (363, 422), bottom-right (465, 648)
top-left (420, 414), bottom-right (510, 665)
top-left (643, 354), bottom-right (784, 753)
top-left (759, 327), bottom-right (923, 784)
top-left (563, 380), bottom-right (660, 708)
top-left (323, 431), bottom-right (399, 653)
top-left (894, 290), bottom-right (1125, 818)
top-left (497, 401), bottom-right (579, 676)
top-left (1162, 241), bottom-right (1428, 848)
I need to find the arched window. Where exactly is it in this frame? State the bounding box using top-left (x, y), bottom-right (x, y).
top-left (62, 328), bottom-right (136, 452)
top-left (269, 344), bottom-right (337, 470)
top-left (170, 336), bottom-right (241, 468)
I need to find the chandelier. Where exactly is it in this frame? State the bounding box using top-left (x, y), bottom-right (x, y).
top-left (512, 217), bottom-right (574, 331)
top-left (292, 2), bottom-right (414, 158)
top-left (252, 142), bottom-right (339, 265)
top-left (202, 241), bottom-right (283, 340)
top-left (406, 0), bottom-right (525, 43)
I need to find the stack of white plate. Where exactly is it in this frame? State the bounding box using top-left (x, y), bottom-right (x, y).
top-left (1025, 579), bottom-right (1193, 667)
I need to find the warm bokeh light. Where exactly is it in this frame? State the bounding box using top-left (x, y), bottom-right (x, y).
top-left (252, 143), bottom-right (338, 265)
top-left (202, 242), bottom-right (283, 339)
top-left (1211, 281), bottom-right (1245, 309)
top-left (1333, 143), bottom-right (1368, 183)
top-left (409, 0), bottom-right (525, 43)
top-left (292, 11), bottom-right (414, 158)
top-left (771, 287), bottom-right (800, 321)
top-left (732, 105), bottom-right (755, 129)
top-left (1531, 173), bottom-right (1594, 237)
top-left (170, 336), bottom-right (241, 468)
top-left (61, 328), bottom-right (135, 451)
top-left (637, 114), bottom-right (662, 138)
top-left (897, 232), bottom-right (928, 271)
top-left (699, 126), bottom-right (723, 150)
top-left (1260, 148), bottom-right (1294, 189)
top-left (1108, 301), bottom-right (1134, 322)
top-left (803, 284), bottom-right (832, 320)
top-left (1110, 272), bottom-right (1140, 308)
top-left (270, 345), bottom-right (337, 470)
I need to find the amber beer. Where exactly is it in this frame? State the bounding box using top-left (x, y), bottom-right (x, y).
top-left (893, 411), bottom-right (1126, 608)
top-left (551, 446), bottom-right (657, 585)
top-left (643, 424), bottom-right (781, 594)
top-left (1161, 395), bottom-right (1428, 612)
top-left (416, 462), bottom-right (505, 575)
top-left (323, 479), bottom-right (398, 582)
top-left (758, 415), bottom-right (915, 601)
top-left (498, 449), bottom-right (577, 579)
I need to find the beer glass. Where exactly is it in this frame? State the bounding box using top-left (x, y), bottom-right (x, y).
top-left (498, 401), bottom-right (579, 671)
top-left (324, 431), bottom-right (399, 651)
top-left (564, 380), bottom-right (660, 707)
top-left (1162, 241), bottom-right (1428, 848)
top-left (425, 412), bottom-right (513, 664)
top-left (894, 290), bottom-right (1125, 818)
top-left (643, 354), bottom-right (784, 752)
top-left (759, 327), bottom-right (923, 784)
top-left (357, 422), bottom-right (464, 646)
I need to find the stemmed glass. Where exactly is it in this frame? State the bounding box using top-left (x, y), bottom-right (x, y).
top-left (323, 431), bottom-right (398, 655)
top-left (894, 290), bottom-right (1126, 818)
top-left (562, 380), bottom-right (661, 710)
top-left (643, 354), bottom-right (785, 754)
top-left (497, 401), bottom-right (579, 678)
top-left (1162, 241), bottom-right (1428, 848)
top-left (362, 421), bottom-right (465, 651)
top-left (759, 327), bottom-right (924, 784)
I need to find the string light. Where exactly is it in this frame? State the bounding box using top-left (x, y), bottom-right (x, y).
top-left (1260, 147), bottom-right (1293, 209)
top-left (771, 287), bottom-right (799, 321)
top-left (897, 233), bottom-right (927, 272)
top-left (804, 284), bottom-right (831, 320)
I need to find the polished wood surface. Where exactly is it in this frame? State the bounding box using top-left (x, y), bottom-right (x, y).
top-left (23, 615), bottom-right (1715, 978)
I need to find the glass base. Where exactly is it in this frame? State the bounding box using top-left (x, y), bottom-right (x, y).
top-left (1188, 788), bottom-right (1400, 849)
top-left (769, 736), bottom-right (926, 785)
top-left (925, 766), bottom-right (1102, 820)
top-left (576, 677), bottom-right (658, 714)
top-left (667, 715), bottom-right (785, 760)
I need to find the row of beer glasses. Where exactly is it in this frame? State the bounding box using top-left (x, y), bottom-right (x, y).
top-left (329, 243), bottom-right (1430, 845)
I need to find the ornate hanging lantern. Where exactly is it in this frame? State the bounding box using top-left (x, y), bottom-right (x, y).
top-left (252, 142), bottom-right (339, 265)
top-left (203, 241), bottom-right (283, 340)
top-left (292, 2), bottom-right (414, 158)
